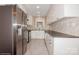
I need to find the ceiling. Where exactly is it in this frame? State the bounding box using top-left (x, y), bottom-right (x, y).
top-left (23, 4), bottom-right (51, 17)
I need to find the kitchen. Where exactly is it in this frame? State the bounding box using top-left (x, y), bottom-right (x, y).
top-left (0, 4), bottom-right (79, 55)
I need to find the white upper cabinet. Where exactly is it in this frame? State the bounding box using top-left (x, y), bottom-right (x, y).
top-left (46, 4), bottom-right (64, 24)
top-left (53, 4), bottom-right (79, 18)
top-left (46, 4), bottom-right (79, 24)
top-left (64, 4), bottom-right (79, 17)
top-left (53, 4), bottom-right (64, 19)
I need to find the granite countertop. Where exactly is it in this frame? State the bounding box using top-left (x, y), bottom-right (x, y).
top-left (46, 31), bottom-right (79, 38)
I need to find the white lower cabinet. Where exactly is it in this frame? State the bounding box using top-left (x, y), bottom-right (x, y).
top-left (45, 32), bottom-right (53, 55)
top-left (54, 38), bottom-right (79, 55)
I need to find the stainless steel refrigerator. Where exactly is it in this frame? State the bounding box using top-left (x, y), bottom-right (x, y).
top-left (0, 5), bottom-right (28, 55)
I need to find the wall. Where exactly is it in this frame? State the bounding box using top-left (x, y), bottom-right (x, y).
top-left (27, 15), bottom-right (33, 25)
top-left (34, 17), bottom-right (45, 30)
top-left (50, 17), bottom-right (79, 37)
top-left (54, 38), bottom-right (79, 55)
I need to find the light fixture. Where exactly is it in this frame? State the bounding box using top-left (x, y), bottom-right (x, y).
top-left (36, 6), bottom-right (40, 8)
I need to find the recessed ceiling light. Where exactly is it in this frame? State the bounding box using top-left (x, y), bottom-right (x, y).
top-left (36, 6), bottom-right (40, 8)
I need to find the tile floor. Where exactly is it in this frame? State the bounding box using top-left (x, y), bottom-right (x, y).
top-left (25, 39), bottom-right (49, 55)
